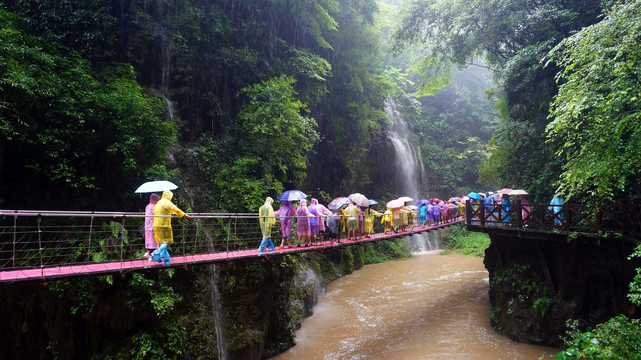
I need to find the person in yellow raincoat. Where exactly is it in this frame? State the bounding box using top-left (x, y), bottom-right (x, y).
top-left (391, 206), bottom-right (402, 232)
top-left (381, 208), bottom-right (393, 233)
top-left (338, 207), bottom-right (347, 242)
top-left (363, 207), bottom-right (382, 238)
top-left (258, 197), bottom-right (276, 253)
top-left (343, 202), bottom-right (359, 240)
top-left (151, 190), bottom-right (189, 265)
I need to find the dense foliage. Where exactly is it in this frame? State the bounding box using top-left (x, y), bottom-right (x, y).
top-left (545, 1), bottom-right (641, 205)
top-left (0, 7), bottom-right (176, 210)
top-left (392, 0), bottom-right (607, 202)
top-left (0, 0), bottom-right (404, 212)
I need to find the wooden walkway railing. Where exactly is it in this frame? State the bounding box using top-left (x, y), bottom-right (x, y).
top-left (465, 200), bottom-right (641, 239)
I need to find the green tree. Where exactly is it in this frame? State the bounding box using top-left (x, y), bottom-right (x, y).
top-left (545, 0), bottom-right (641, 204)
top-left (392, 0), bottom-right (605, 201)
top-left (217, 76), bottom-right (319, 211)
top-left (0, 8), bottom-right (176, 210)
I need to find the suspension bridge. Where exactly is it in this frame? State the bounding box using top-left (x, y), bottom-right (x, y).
top-left (0, 210), bottom-right (464, 283)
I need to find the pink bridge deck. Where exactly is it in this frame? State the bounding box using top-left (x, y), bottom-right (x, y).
top-left (0, 219), bottom-right (463, 283)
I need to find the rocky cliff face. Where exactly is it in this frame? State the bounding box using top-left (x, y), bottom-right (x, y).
top-left (0, 241), bottom-right (409, 359)
top-left (484, 232), bottom-right (640, 346)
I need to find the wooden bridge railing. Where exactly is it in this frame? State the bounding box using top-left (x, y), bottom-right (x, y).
top-left (465, 200), bottom-right (641, 238)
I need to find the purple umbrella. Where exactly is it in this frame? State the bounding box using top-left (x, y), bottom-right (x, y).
top-left (277, 190), bottom-right (307, 201)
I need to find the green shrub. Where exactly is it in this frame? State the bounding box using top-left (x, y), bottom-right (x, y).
top-left (441, 225), bottom-right (490, 257)
top-left (553, 316), bottom-right (641, 360)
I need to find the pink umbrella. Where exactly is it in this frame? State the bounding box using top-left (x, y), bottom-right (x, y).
top-left (498, 188), bottom-right (512, 194)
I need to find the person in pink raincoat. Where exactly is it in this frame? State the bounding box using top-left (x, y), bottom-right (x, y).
top-left (519, 195), bottom-right (530, 224)
top-left (144, 193), bottom-right (161, 259)
top-left (314, 200), bottom-right (334, 244)
top-left (296, 199), bottom-right (314, 246)
top-left (274, 200), bottom-right (297, 248)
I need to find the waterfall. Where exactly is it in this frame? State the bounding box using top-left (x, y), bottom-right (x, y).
top-left (209, 264), bottom-right (228, 359)
top-left (385, 98), bottom-right (423, 200)
top-left (384, 98), bottom-right (441, 252)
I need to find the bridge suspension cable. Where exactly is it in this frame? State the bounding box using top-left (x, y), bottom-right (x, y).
top-left (0, 210), bottom-right (463, 283)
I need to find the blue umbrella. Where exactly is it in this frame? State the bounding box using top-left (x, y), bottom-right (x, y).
top-left (416, 199), bottom-right (429, 206)
top-left (467, 192), bottom-right (482, 200)
top-left (277, 190), bottom-right (307, 201)
top-left (368, 199), bottom-right (378, 206)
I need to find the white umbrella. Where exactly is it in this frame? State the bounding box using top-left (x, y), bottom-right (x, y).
top-left (386, 199), bottom-right (404, 208)
top-left (348, 193), bottom-right (369, 207)
top-left (397, 196), bottom-right (413, 203)
top-left (508, 189), bottom-right (528, 195)
top-left (135, 180), bottom-right (178, 193)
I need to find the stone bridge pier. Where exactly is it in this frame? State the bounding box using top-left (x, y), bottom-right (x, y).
top-left (481, 228), bottom-right (640, 346)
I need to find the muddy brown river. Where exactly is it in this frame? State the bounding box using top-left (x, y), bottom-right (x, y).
top-left (272, 252), bottom-right (559, 360)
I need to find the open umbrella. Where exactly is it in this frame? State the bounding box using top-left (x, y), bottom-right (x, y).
top-left (508, 189), bottom-right (528, 195)
top-left (407, 205), bottom-right (419, 210)
top-left (397, 196), bottom-right (413, 203)
top-left (467, 192), bottom-right (482, 200)
top-left (386, 199), bottom-right (404, 208)
top-left (368, 199), bottom-right (379, 206)
top-left (348, 193), bottom-right (369, 207)
top-left (498, 188), bottom-right (512, 194)
top-left (135, 180), bottom-right (178, 193)
top-left (277, 190), bottom-right (307, 201)
top-left (429, 198), bottom-right (440, 202)
top-left (449, 197), bottom-right (462, 203)
top-left (328, 197), bottom-right (351, 211)
top-left (416, 200), bottom-right (429, 206)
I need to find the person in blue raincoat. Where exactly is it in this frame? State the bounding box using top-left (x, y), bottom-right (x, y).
top-left (549, 196), bottom-right (565, 225)
top-left (419, 202), bottom-right (428, 226)
top-left (501, 194), bottom-right (511, 224)
top-left (484, 194), bottom-right (496, 223)
top-left (258, 197), bottom-right (275, 253)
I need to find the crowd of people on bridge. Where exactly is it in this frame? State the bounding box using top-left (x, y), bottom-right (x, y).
top-left (254, 193), bottom-right (468, 253)
top-left (140, 186), bottom-right (566, 262)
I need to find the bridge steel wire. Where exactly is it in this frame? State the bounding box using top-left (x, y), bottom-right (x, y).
top-left (0, 210), bottom-right (463, 283)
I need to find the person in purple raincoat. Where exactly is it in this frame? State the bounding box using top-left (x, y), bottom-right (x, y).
top-left (144, 193), bottom-right (161, 259)
top-left (432, 200), bottom-right (441, 225)
top-left (296, 199), bottom-right (313, 246)
top-left (274, 200), bottom-right (297, 248)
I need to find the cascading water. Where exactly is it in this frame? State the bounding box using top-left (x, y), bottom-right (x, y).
top-left (384, 98), bottom-right (442, 252)
top-left (209, 264), bottom-right (228, 359)
top-left (385, 98), bottom-right (423, 200)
